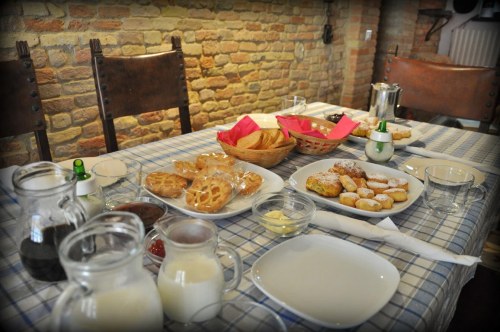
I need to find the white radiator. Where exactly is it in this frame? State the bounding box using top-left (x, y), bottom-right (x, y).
top-left (449, 22), bottom-right (500, 67)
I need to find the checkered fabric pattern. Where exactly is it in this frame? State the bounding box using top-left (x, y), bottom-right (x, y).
top-left (1, 102), bottom-right (499, 331)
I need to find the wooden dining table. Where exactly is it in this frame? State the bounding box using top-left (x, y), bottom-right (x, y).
top-left (1, 102), bottom-right (499, 331)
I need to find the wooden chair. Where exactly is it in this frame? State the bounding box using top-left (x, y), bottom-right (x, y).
top-left (89, 36), bottom-right (192, 152)
top-left (384, 56), bottom-right (499, 133)
top-left (0, 41), bottom-right (52, 161)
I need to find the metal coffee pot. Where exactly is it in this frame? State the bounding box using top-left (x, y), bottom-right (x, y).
top-left (369, 83), bottom-right (402, 122)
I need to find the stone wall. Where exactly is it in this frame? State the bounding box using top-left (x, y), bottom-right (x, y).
top-left (0, 0), bottom-right (441, 167)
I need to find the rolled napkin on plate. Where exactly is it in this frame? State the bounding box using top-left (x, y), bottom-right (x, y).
top-left (312, 210), bottom-right (481, 266)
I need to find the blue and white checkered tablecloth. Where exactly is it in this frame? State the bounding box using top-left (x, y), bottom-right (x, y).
top-left (1, 102), bottom-right (499, 331)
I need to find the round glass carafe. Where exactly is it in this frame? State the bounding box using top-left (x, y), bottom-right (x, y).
top-left (12, 162), bottom-right (87, 282)
top-left (50, 212), bottom-right (163, 332)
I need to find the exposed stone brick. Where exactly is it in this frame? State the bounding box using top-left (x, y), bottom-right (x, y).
top-left (130, 5), bottom-right (161, 17)
top-left (73, 107), bottom-right (99, 124)
top-left (22, 2), bottom-right (49, 16)
top-left (61, 79), bottom-right (96, 95)
top-left (77, 136), bottom-right (106, 150)
top-left (24, 19), bottom-right (64, 32)
top-left (51, 113), bottom-right (72, 130)
top-left (91, 20), bottom-right (122, 30)
top-left (122, 45), bottom-right (146, 55)
top-left (57, 66), bottom-right (92, 81)
top-left (43, 97), bottom-right (75, 115)
top-left (48, 127), bottom-right (82, 144)
top-left (68, 4), bottom-right (95, 18)
top-left (35, 68), bottom-right (56, 84)
top-left (200, 56), bottom-right (214, 69)
top-left (138, 111), bottom-right (163, 125)
top-left (38, 83), bottom-right (61, 99)
top-left (98, 6), bottom-right (130, 18)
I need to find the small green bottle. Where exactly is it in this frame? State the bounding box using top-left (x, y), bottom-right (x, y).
top-left (73, 159), bottom-right (91, 181)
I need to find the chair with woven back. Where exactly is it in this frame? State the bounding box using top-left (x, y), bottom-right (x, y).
top-left (0, 41), bottom-right (52, 162)
top-left (89, 36), bottom-right (192, 153)
top-left (383, 56), bottom-right (499, 133)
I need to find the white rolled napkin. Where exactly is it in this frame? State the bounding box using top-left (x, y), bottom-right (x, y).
top-left (312, 210), bottom-right (481, 266)
top-left (404, 146), bottom-right (500, 176)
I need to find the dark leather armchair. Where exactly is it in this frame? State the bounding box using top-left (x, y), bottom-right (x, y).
top-left (384, 56), bottom-right (499, 133)
top-left (0, 41), bottom-right (52, 161)
top-left (90, 36), bottom-right (192, 152)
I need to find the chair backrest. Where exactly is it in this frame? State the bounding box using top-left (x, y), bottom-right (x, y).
top-left (89, 36), bottom-right (192, 152)
top-left (0, 41), bottom-right (52, 161)
top-left (384, 56), bottom-right (499, 133)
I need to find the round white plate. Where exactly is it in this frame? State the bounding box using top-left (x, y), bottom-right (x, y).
top-left (400, 157), bottom-right (485, 185)
top-left (58, 157), bottom-right (109, 171)
top-left (144, 161), bottom-right (285, 220)
top-left (252, 234), bottom-right (400, 328)
top-left (289, 158), bottom-right (424, 218)
top-left (236, 114), bottom-right (279, 128)
top-left (348, 114), bottom-right (422, 149)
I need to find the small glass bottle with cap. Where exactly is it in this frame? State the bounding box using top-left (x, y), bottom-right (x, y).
top-left (73, 159), bottom-right (105, 219)
top-left (365, 120), bottom-right (394, 163)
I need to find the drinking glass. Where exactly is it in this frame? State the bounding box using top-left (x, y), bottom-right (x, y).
top-left (281, 96), bottom-right (306, 115)
top-left (424, 165), bottom-right (486, 215)
top-left (91, 158), bottom-right (142, 208)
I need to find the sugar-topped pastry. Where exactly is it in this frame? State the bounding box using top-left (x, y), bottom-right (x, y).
top-left (339, 174), bottom-right (357, 192)
top-left (328, 160), bottom-right (366, 179)
top-left (357, 187), bottom-right (374, 199)
top-left (373, 193), bottom-right (394, 209)
top-left (383, 188), bottom-right (408, 202)
top-left (366, 180), bottom-right (389, 194)
top-left (306, 172), bottom-right (343, 197)
top-left (355, 198), bottom-right (382, 212)
top-left (388, 177), bottom-right (409, 191)
top-left (352, 177), bottom-right (367, 188)
top-left (366, 172), bottom-right (388, 184)
top-left (339, 192), bottom-right (360, 207)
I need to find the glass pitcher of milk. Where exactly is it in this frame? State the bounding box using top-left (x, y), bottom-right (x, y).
top-left (156, 217), bottom-right (242, 323)
top-left (50, 212), bottom-right (163, 332)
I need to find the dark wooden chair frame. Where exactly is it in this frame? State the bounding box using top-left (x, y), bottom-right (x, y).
top-left (384, 56), bottom-right (499, 133)
top-left (0, 41), bottom-right (52, 161)
top-left (90, 36), bottom-right (192, 152)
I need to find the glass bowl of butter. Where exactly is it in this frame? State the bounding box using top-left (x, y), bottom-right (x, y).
top-left (252, 191), bottom-right (316, 237)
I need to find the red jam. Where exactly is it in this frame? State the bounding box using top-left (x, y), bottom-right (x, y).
top-left (148, 239), bottom-right (165, 258)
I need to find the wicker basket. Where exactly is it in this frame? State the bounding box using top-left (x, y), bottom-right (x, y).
top-left (279, 115), bottom-right (347, 155)
top-left (217, 137), bottom-right (296, 168)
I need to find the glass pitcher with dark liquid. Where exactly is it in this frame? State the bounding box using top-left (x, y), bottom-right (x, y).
top-left (12, 162), bottom-right (87, 282)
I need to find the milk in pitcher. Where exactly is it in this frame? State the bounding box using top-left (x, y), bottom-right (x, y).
top-left (157, 253), bottom-right (224, 323)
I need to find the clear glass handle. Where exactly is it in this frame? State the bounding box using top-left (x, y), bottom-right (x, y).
top-left (50, 283), bottom-right (87, 332)
top-left (217, 245), bottom-right (242, 293)
top-left (467, 184), bottom-right (487, 204)
top-left (59, 196), bottom-right (87, 228)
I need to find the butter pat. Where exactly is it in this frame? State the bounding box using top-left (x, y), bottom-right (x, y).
top-left (263, 210), bottom-right (298, 235)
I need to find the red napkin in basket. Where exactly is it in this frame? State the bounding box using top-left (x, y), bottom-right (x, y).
top-left (217, 115), bottom-right (261, 146)
top-left (326, 115), bottom-right (360, 139)
top-left (276, 115), bottom-right (359, 140)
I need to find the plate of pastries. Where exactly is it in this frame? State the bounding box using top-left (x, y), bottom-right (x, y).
top-left (144, 152), bottom-right (284, 220)
top-left (289, 159), bottom-right (424, 218)
top-left (347, 114), bottom-right (422, 149)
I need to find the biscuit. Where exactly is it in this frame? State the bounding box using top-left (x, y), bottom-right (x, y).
top-left (306, 172), bottom-right (343, 197)
top-left (388, 177), bottom-right (409, 191)
top-left (366, 181), bottom-right (389, 194)
top-left (236, 171), bottom-right (263, 196)
top-left (196, 153), bottom-right (235, 169)
top-left (196, 164), bottom-right (236, 181)
top-left (328, 160), bottom-right (366, 179)
top-left (339, 192), bottom-right (360, 207)
top-left (383, 188), bottom-right (408, 202)
top-left (351, 123), bottom-right (369, 137)
top-left (355, 198), bottom-right (382, 212)
top-left (145, 172), bottom-right (188, 198)
top-left (357, 187), bottom-right (374, 199)
top-left (185, 176), bottom-right (233, 213)
top-left (174, 160), bottom-right (198, 181)
top-left (365, 116), bottom-right (379, 126)
top-left (339, 174), bottom-right (357, 192)
top-left (373, 194), bottom-right (394, 209)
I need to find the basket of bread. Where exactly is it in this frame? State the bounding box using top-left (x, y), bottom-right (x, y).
top-left (276, 115), bottom-right (358, 155)
top-left (217, 116), bottom-right (296, 168)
